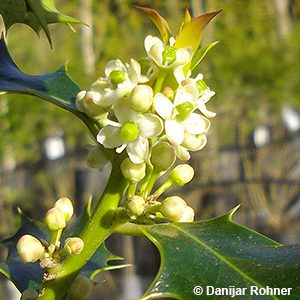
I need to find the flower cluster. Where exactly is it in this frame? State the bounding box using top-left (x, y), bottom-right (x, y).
top-left (76, 7), bottom-right (218, 223)
top-left (77, 35), bottom-right (215, 164)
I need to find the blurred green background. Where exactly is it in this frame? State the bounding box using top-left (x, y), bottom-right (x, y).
top-left (1, 0), bottom-right (300, 299)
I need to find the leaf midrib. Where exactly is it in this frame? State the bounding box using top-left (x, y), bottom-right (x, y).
top-left (172, 223), bottom-right (279, 300)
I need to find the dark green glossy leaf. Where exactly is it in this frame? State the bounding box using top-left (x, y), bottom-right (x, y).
top-left (0, 36), bottom-right (99, 137)
top-left (82, 243), bottom-right (131, 280)
top-left (0, 35), bottom-right (80, 112)
top-left (0, 0), bottom-right (83, 46)
top-left (141, 207), bottom-right (300, 300)
top-left (0, 209), bottom-right (49, 292)
top-left (190, 41), bottom-right (219, 71)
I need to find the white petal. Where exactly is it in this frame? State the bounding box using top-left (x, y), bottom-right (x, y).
top-left (173, 67), bottom-right (186, 84)
top-left (171, 47), bottom-right (193, 68)
top-left (144, 35), bottom-right (163, 53)
top-left (182, 133), bottom-right (207, 151)
top-left (199, 90), bottom-right (215, 104)
top-left (126, 137), bottom-right (149, 164)
top-left (114, 102), bottom-right (139, 124)
top-left (97, 126), bottom-right (123, 148)
top-left (165, 120), bottom-right (184, 145)
top-left (127, 58), bottom-right (146, 84)
top-left (105, 59), bottom-right (127, 77)
top-left (173, 145), bottom-right (191, 161)
top-left (182, 113), bottom-right (210, 134)
top-left (174, 84), bottom-right (198, 106)
top-left (154, 93), bottom-right (174, 120)
top-left (100, 90), bottom-right (119, 107)
top-left (116, 81), bottom-right (136, 97)
top-left (149, 43), bottom-right (164, 66)
top-left (138, 113), bottom-right (163, 138)
top-left (197, 102), bottom-right (217, 118)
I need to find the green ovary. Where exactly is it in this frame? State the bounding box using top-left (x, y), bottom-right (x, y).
top-left (119, 122), bottom-right (140, 142)
top-left (176, 102), bottom-right (194, 121)
top-left (162, 45), bottom-right (176, 65)
top-left (109, 70), bottom-right (126, 86)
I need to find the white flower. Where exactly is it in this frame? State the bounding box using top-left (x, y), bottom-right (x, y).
top-left (97, 102), bottom-right (163, 163)
top-left (179, 74), bottom-right (216, 118)
top-left (154, 92), bottom-right (210, 160)
top-left (144, 35), bottom-right (193, 83)
top-left (81, 59), bottom-right (149, 111)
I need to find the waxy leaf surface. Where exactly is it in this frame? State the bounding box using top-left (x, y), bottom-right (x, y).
top-left (141, 208), bottom-right (300, 299)
top-left (0, 36), bottom-right (99, 136)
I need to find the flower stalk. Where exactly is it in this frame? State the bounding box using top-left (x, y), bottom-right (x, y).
top-left (38, 156), bottom-right (128, 300)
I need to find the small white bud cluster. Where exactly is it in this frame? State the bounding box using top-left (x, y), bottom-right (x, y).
top-left (17, 197), bottom-right (84, 269)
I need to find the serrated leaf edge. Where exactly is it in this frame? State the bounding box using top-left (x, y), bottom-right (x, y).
top-left (140, 207), bottom-right (282, 300)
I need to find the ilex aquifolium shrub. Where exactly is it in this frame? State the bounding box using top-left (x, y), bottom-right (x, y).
top-left (5, 5), bottom-right (223, 300)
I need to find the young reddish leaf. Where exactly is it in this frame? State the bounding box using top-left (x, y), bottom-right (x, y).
top-left (135, 6), bottom-right (172, 44)
top-left (175, 10), bottom-right (221, 54)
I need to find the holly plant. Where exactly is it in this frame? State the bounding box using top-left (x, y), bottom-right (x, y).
top-left (0, 2), bottom-right (300, 300)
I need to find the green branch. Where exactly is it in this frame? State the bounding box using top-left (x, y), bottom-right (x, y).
top-left (39, 157), bottom-right (128, 300)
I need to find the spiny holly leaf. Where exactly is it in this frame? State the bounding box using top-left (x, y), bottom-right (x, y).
top-left (0, 35), bottom-right (99, 135)
top-left (0, 35), bottom-right (80, 112)
top-left (175, 10), bottom-right (221, 54)
top-left (0, 0), bottom-right (84, 46)
top-left (82, 243), bottom-right (131, 280)
top-left (141, 207), bottom-right (300, 300)
top-left (0, 208), bottom-right (49, 292)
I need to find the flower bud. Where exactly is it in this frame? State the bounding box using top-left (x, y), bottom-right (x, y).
top-left (54, 197), bottom-right (74, 222)
top-left (64, 237), bottom-right (84, 255)
top-left (86, 146), bottom-right (109, 170)
top-left (17, 235), bottom-right (45, 263)
top-left (151, 142), bottom-right (176, 172)
top-left (161, 196), bottom-right (187, 222)
top-left (68, 274), bottom-right (93, 300)
top-left (182, 133), bottom-right (207, 151)
top-left (20, 288), bottom-right (38, 300)
top-left (126, 196), bottom-right (145, 218)
top-left (121, 158), bottom-right (146, 183)
top-left (76, 91), bottom-right (106, 118)
top-left (162, 87), bottom-right (174, 100)
top-left (45, 207), bottom-right (66, 231)
top-left (169, 164), bottom-right (194, 186)
top-left (178, 206), bottom-right (195, 222)
top-left (128, 85), bottom-right (153, 112)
